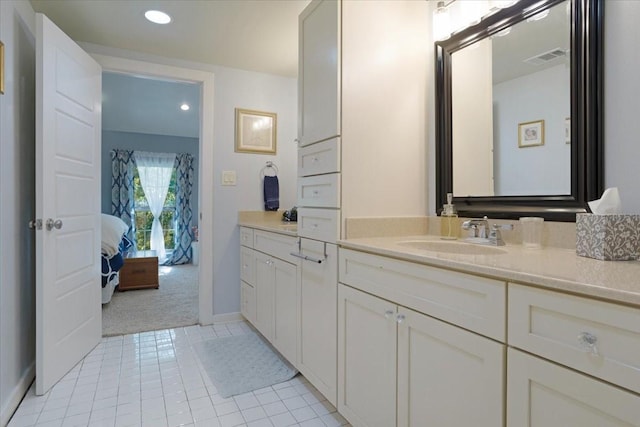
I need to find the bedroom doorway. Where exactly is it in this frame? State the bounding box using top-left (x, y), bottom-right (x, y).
top-left (95, 55), bottom-right (215, 333)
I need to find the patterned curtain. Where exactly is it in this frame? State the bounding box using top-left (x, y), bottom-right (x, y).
top-left (111, 149), bottom-right (136, 245)
top-left (166, 153), bottom-right (194, 265)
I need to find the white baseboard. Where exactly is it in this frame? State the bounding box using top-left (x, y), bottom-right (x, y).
top-left (1, 363), bottom-right (35, 427)
top-left (211, 312), bottom-right (243, 324)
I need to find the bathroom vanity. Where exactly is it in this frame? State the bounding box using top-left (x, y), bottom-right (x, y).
top-left (337, 236), bottom-right (640, 427)
top-left (240, 214), bottom-right (640, 427)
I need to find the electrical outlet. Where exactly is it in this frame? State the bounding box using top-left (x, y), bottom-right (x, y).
top-left (222, 170), bottom-right (237, 186)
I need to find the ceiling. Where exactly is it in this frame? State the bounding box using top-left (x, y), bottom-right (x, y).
top-left (30, 0), bottom-right (310, 138)
top-left (29, 0), bottom-right (310, 78)
top-left (102, 72), bottom-right (201, 138)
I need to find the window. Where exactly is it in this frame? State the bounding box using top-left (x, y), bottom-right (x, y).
top-left (133, 167), bottom-right (177, 251)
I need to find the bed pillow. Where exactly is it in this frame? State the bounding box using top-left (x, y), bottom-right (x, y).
top-left (101, 214), bottom-right (128, 256)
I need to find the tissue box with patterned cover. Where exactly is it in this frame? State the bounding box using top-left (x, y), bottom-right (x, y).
top-left (576, 213), bottom-right (640, 260)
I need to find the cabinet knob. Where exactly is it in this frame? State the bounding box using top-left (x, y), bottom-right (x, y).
top-left (396, 314), bottom-right (406, 324)
top-left (384, 310), bottom-right (394, 320)
top-left (312, 157), bottom-right (319, 163)
top-left (577, 332), bottom-right (599, 356)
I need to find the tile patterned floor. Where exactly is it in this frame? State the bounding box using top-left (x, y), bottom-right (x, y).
top-left (9, 322), bottom-right (350, 427)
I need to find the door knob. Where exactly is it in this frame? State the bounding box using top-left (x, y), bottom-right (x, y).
top-left (46, 218), bottom-right (63, 231)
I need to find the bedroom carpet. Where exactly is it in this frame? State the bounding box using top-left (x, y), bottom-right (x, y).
top-left (102, 264), bottom-right (198, 336)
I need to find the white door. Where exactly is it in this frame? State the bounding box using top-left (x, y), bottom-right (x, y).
top-left (298, 239), bottom-right (337, 406)
top-left (35, 13), bottom-right (102, 395)
top-left (338, 284), bottom-right (397, 427)
top-left (254, 252), bottom-right (275, 341)
top-left (396, 307), bottom-right (504, 427)
top-left (272, 258), bottom-right (298, 365)
top-left (507, 348), bottom-right (640, 426)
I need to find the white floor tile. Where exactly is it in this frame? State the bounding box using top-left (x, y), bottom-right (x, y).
top-left (8, 322), bottom-right (352, 427)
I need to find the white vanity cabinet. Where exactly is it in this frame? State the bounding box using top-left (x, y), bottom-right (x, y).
top-left (507, 283), bottom-right (640, 425)
top-left (338, 249), bottom-right (506, 427)
top-left (297, 238), bottom-right (338, 406)
top-left (507, 348), bottom-right (640, 426)
top-left (298, 0), bottom-right (340, 146)
top-left (240, 228), bottom-right (256, 324)
top-left (239, 227), bottom-right (299, 365)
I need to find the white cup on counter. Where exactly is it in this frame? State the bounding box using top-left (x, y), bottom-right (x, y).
top-left (520, 217), bottom-right (544, 249)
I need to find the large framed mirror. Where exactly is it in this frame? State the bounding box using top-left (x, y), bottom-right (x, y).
top-left (435, 0), bottom-right (603, 221)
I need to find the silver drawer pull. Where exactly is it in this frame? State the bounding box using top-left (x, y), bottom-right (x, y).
top-left (290, 252), bottom-right (324, 264)
top-left (578, 332), bottom-right (599, 356)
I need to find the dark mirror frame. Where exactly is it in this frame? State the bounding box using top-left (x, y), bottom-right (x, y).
top-left (435, 0), bottom-right (603, 221)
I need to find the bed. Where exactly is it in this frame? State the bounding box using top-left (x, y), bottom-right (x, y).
top-left (101, 214), bottom-right (132, 304)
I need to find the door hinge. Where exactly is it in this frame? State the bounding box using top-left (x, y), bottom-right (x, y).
top-left (28, 219), bottom-right (43, 230)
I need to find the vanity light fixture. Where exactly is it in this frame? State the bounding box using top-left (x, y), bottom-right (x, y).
top-left (180, 103), bottom-right (190, 111)
top-left (145, 10), bottom-right (171, 25)
top-left (491, 0), bottom-right (519, 9)
top-left (527, 9), bottom-right (550, 22)
top-left (433, 1), bottom-right (452, 41)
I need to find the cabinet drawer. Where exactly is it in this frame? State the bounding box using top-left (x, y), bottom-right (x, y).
top-left (509, 284), bottom-right (640, 394)
top-left (240, 246), bottom-right (256, 285)
top-left (297, 173), bottom-right (341, 208)
top-left (253, 230), bottom-right (298, 263)
top-left (298, 137), bottom-right (341, 176)
top-left (240, 227), bottom-right (254, 248)
top-left (297, 207), bottom-right (340, 243)
top-left (339, 248), bottom-right (506, 341)
top-left (507, 348), bottom-right (640, 426)
top-left (241, 281), bottom-right (256, 324)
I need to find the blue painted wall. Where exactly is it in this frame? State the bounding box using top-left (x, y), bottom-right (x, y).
top-left (101, 130), bottom-right (200, 227)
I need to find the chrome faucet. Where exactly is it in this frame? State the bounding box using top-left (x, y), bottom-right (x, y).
top-left (462, 216), bottom-right (513, 246)
top-left (462, 216), bottom-right (489, 238)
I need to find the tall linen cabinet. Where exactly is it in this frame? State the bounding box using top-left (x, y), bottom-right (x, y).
top-left (296, 0), bottom-right (429, 410)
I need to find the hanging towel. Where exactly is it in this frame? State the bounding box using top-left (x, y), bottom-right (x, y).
top-left (264, 175), bottom-right (280, 211)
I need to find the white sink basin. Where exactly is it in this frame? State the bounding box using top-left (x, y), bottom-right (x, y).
top-left (397, 240), bottom-right (507, 255)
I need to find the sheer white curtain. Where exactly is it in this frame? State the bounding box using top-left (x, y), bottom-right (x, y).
top-left (134, 151), bottom-right (176, 263)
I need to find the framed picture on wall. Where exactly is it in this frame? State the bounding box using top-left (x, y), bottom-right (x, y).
top-left (234, 108), bottom-right (277, 154)
top-left (518, 120), bottom-right (545, 148)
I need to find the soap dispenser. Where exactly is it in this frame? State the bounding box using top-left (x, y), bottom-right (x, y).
top-left (440, 193), bottom-right (459, 240)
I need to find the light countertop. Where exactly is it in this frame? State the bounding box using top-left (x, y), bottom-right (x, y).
top-left (238, 211), bottom-right (640, 307)
top-left (338, 235), bottom-right (640, 307)
top-left (238, 211), bottom-right (297, 237)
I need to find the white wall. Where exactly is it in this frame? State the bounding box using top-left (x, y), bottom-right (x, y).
top-left (81, 44), bottom-right (298, 318)
top-left (452, 38), bottom-right (494, 197)
top-left (0, 1), bottom-right (37, 425)
top-left (341, 0), bottom-right (429, 227)
top-left (604, 1), bottom-right (640, 214)
top-left (493, 64), bottom-right (570, 195)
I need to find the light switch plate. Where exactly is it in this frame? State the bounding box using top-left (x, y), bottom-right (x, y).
top-left (222, 170), bottom-right (237, 186)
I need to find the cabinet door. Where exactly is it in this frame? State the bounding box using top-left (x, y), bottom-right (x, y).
top-left (338, 284), bottom-right (397, 427)
top-left (254, 252), bottom-right (274, 341)
top-left (397, 307), bottom-right (504, 427)
top-left (507, 348), bottom-right (640, 426)
top-left (298, 0), bottom-right (340, 146)
top-left (299, 240), bottom-right (338, 406)
top-left (241, 281), bottom-right (256, 325)
top-left (273, 259), bottom-right (298, 365)
top-left (240, 246), bottom-right (256, 285)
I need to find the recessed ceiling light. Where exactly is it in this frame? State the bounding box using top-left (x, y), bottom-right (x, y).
top-left (145, 10), bottom-right (171, 25)
top-left (180, 103), bottom-right (190, 111)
